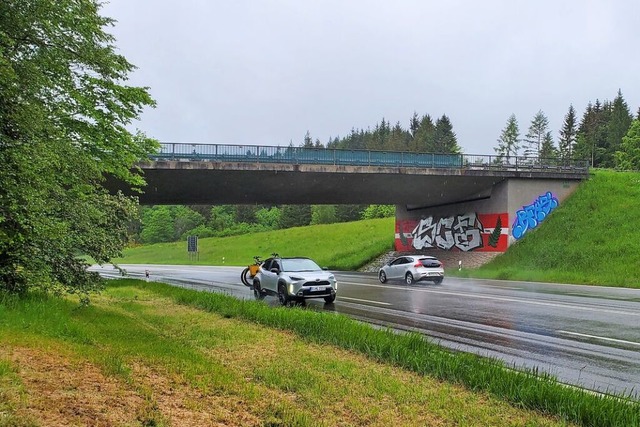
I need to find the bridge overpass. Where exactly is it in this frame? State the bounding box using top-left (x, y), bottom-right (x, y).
top-left (130, 143), bottom-right (588, 207)
top-left (116, 143), bottom-right (589, 262)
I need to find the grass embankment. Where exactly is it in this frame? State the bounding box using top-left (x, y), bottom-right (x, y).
top-left (0, 280), bottom-right (589, 427)
top-left (463, 170), bottom-right (640, 287)
top-left (118, 217), bottom-right (395, 271)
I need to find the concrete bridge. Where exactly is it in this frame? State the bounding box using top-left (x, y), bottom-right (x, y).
top-left (122, 143), bottom-right (589, 263)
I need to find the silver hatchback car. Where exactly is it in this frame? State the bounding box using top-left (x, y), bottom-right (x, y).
top-left (253, 256), bottom-right (337, 305)
top-left (378, 255), bottom-right (444, 285)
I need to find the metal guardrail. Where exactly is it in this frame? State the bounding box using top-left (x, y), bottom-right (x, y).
top-left (151, 143), bottom-right (590, 173)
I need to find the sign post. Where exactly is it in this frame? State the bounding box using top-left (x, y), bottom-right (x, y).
top-left (187, 235), bottom-right (199, 261)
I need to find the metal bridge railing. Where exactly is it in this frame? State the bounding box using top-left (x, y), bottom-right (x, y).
top-left (150, 143), bottom-right (590, 173)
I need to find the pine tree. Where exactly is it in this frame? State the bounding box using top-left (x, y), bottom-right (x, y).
top-left (409, 114), bottom-right (435, 152)
top-left (524, 110), bottom-right (550, 158)
top-left (575, 99), bottom-right (611, 167)
top-left (303, 131), bottom-right (314, 148)
top-left (495, 114), bottom-right (520, 162)
top-left (604, 89), bottom-right (633, 167)
top-left (558, 105), bottom-right (577, 162)
top-left (539, 132), bottom-right (557, 160)
top-left (409, 112), bottom-right (420, 137)
top-left (433, 115), bottom-right (461, 153)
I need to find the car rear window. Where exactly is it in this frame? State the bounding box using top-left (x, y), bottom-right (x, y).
top-left (418, 258), bottom-right (441, 267)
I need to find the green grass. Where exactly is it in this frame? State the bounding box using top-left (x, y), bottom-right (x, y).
top-left (0, 282), bottom-right (582, 426)
top-left (461, 169), bottom-right (640, 287)
top-left (118, 217), bottom-right (395, 270)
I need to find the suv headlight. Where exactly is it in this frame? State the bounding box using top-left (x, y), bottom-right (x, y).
top-left (289, 275), bottom-right (304, 281)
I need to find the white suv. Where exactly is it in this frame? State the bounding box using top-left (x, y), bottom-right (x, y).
top-left (253, 256), bottom-right (337, 305)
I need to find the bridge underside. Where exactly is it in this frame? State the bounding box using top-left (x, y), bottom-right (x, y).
top-left (120, 161), bottom-right (584, 207)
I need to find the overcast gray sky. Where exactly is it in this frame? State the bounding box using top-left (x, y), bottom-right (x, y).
top-left (102, 1), bottom-right (640, 154)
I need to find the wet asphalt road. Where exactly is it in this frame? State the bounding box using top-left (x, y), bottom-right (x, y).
top-left (92, 264), bottom-right (640, 398)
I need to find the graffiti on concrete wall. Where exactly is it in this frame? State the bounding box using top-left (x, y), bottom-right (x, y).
top-left (512, 191), bottom-right (558, 240)
top-left (396, 213), bottom-right (508, 252)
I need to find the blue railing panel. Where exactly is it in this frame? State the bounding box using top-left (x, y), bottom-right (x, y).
top-left (150, 143), bottom-right (589, 173)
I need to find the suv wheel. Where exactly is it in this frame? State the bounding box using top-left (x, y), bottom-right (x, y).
top-left (324, 295), bottom-right (336, 304)
top-left (277, 283), bottom-right (290, 306)
top-left (378, 271), bottom-right (387, 283)
top-left (405, 272), bottom-right (414, 285)
top-left (253, 280), bottom-right (266, 300)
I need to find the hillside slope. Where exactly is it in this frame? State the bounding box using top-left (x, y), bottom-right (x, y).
top-left (469, 170), bottom-right (640, 288)
top-left (119, 217), bottom-right (395, 271)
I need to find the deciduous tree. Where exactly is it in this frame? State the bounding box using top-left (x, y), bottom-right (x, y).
top-left (0, 0), bottom-right (157, 298)
top-left (615, 119), bottom-right (640, 170)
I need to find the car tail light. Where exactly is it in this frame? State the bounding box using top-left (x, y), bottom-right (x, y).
top-left (414, 262), bottom-right (422, 268)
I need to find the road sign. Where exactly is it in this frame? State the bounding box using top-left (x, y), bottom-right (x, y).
top-left (187, 235), bottom-right (198, 253)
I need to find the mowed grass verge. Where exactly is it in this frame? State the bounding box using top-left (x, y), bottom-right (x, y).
top-left (117, 217), bottom-right (395, 271)
top-left (0, 280), bottom-right (582, 427)
top-left (462, 169), bottom-right (640, 287)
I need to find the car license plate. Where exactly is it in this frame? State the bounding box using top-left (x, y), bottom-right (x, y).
top-left (428, 272), bottom-right (440, 276)
top-left (310, 286), bottom-right (324, 292)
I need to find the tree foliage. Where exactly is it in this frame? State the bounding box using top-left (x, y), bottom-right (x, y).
top-left (558, 105), bottom-right (577, 162)
top-left (279, 205), bottom-right (312, 229)
top-left (523, 110), bottom-right (551, 158)
top-left (615, 119), bottom-right (640, 170)
top-left (326, 112), bottom-right (460, 154)
top-left (0, 0), bottom-right (157, 298)
top-left (495, 114), bottom-right (521, 160)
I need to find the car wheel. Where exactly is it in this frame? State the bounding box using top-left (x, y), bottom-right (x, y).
top-left (324, 295), bottom-right (336, 304)
top-left (378, 270), bottom-right (387, 283)
top-left (434, 278), bottom-right (443, 285)
top-left (405, 272), bottom-right (414, 285)
top-left (277, 283), bottom-right (290, 306)
top-left (253, 280), bottom-right (266, 300)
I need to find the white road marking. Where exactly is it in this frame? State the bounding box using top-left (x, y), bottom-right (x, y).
top-left (339, 296), bottom-right (391, 306)
top-left (558, 331), bottom-right (640, 347)
top-left (338, 281), bottom-right (640, 316)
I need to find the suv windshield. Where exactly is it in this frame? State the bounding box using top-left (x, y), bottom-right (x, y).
top-left (281, 258), bottom-right (321, 272)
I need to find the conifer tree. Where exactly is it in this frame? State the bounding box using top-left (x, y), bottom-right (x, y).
top-left (433, 115), bottom-right (461, 153)
top-left (558, 105), bottom-right (577, 162)
top-left (495, 114), bottom-right (520, 161)
top-left (524, 110), bottom-right (550, 158)
top-left (604, 90), bottom-right (633, 167)
top-left (575, 99), bottom-right (611, 167)
top-left (539, 132), bottom-right (557, 160)
top-left (409, 114), bottom-right (435, 152)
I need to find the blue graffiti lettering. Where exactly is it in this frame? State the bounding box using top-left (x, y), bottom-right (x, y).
top-left (512, 192), bottom-right (558, 239)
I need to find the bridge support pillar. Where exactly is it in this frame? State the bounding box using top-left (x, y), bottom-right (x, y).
top-left (394, 177), bottom-right (582, 268)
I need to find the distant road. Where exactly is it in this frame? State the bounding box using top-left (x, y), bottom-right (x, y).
top-left (91, 264), bottom-right (640, 398)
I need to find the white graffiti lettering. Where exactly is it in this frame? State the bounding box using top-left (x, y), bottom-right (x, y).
top-left (411, 213), bottom-right (485, 251)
